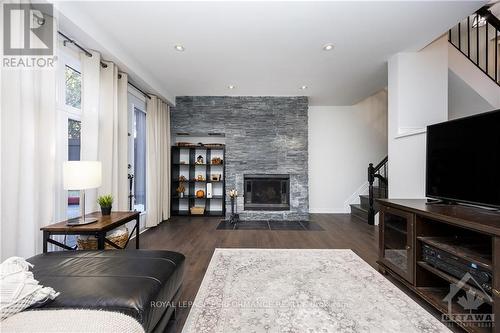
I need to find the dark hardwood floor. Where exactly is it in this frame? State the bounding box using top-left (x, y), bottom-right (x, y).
top-left (138, 213), bottom-right (458, 333)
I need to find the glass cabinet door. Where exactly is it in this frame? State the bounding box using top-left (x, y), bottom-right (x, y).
top-left (380, 206), bottom-right (414, 284)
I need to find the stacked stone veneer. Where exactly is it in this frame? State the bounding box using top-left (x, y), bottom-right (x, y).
top-left (171, 96), bottom-right (309, 221)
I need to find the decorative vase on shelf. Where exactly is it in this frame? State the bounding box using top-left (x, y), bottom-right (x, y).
top-left (196, 189), bottom-right (205, 198)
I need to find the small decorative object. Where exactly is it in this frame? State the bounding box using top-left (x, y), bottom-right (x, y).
top-left (190, 206), bottom-right (205, 215)
top-left (196, 155), bottom-right (204, 164)
top-left (204, 143), bottom-right (224, 148)
top-left (228, 189), bottom-right (239, 225)
top-left (97, 194), bottom-right (113, 215)
top-left (211, 174), bottom-right (220, 181)
top-left (179, 175), bottom-right (187, 181)
top-left (197, 174), bottom-right (205, 181)
top-left (196, 189), bottom-right (205, 198)
top-left (229, 189), bottom-right (238, 198)
top-left (180, 161), bottom-right (187, 164)
top-left (211, 157), bottom-right (223, 165)
top-left (176, 183), bottom-right (185, 198)
top-left (177, 142), bottom-right (194, 147)
top-left (206, 183), bottom-right (213, 198)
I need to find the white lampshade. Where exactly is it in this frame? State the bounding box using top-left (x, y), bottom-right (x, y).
top-left (63, 161), bottom-right (102, 190)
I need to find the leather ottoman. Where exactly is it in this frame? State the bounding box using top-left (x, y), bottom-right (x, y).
top-left (27, 250), bottom-right (185, 333)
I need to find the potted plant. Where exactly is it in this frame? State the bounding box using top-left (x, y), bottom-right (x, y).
top-left (176, 183), bottom-right (186, 198)
top-left (97, 194), bottom-right (113, 215)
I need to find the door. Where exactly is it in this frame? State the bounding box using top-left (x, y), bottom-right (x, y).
top-left (379, 205), bottom-right (415, 284)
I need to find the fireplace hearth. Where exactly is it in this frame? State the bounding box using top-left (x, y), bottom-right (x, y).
top-left (244, 174), bottom-right (290, 211)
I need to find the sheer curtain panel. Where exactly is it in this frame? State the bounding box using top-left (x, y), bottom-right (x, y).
top-left (1, 3), bottom-right (57, 259)
top-left (80, 51), bottom-right (101, 212)
top-left (146, 96), bottom-right (171, 227)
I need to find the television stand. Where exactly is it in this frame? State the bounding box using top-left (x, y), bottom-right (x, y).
top-left (377, 199), bottom-right (500, 333)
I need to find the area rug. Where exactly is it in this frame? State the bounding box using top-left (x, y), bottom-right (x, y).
top-left (182, 249), bottom-right (451, 333)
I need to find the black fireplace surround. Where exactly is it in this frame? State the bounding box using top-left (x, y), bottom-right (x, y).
top-left (244, 174), bottom-right (290, 211)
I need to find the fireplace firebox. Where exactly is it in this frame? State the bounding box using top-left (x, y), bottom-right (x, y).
top-left (244, 174), bottom-right (290, 211)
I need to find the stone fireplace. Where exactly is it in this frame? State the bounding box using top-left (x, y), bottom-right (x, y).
top-left (244, 174), bottom-right (290, 211)
top-left (171, 96), bottom-right (309, 221)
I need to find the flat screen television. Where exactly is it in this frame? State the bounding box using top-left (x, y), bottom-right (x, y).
top-left (426, 109), bottom-right (500, 208)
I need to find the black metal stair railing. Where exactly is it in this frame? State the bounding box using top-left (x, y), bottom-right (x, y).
top-left (448, 5), bottom-right (500, 87)
top-left (367, 156), bottom-right (388, 225)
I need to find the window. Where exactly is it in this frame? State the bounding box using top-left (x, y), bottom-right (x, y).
top-left (134, 108), bottom-right (146, 211)
top-left (57, 48), bottom-right (82, 221)
top-left (64, 65), bottom-right (81, 109)
top-left (67, 119), bottom-right (81, 219)
top-left (68, 119), bottom-right (81, 160)
top-left (128, 88), bottom-right (147, 213)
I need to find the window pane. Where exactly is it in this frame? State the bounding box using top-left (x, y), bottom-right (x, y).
top-left (65, 65), bottom-right (81, 109)
top-left (134, 109), bottom-right (146, 211)
top-left (67, 119), bottom-right (81, 219)
top-left (68, 119), bottom-right (81, 161)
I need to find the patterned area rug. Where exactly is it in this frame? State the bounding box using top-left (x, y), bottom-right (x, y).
top-left (182, 249), bottom-right (451, 333)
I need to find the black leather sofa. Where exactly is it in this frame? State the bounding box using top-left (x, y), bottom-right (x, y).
top-left (27, 250), bottom-right (185, 333)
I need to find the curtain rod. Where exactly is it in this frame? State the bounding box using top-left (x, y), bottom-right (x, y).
top-left (119, 74), bottom-right (152, 100)
top-left (58, 30), bottom-right (151, 100)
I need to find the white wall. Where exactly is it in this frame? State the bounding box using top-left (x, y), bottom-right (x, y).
top-left (448, 70), bottom-right (494, 120)
top-left (448, 39), bottom-right (500, 109)
top-left (388, 37), bottom-right (448, 199)
top-left (308, 90), bottom-right (388, 213)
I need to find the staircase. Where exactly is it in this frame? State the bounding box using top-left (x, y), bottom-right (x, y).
top-left (350, 156), bottom-right (388, 225)
top-left (448, 4), bottom-right (500, 87)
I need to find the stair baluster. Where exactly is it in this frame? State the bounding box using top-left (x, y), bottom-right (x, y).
top-left (449, 5), bottom-right (500, 87)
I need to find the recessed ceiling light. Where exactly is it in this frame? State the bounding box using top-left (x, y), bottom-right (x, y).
top-left (228, 85), bottom-right (236, 90)
top-left (322, 43), bottom-right (334, 51)
top-left (300, 85), bottom-right (308, 90)
top-left (174, 45), bottom-right (185, 52)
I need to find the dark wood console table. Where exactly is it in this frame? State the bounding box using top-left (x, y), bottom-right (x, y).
top-left (377, 199), bottom-right (500, 333)
top-left (41, 211), bottom-right (140, 253)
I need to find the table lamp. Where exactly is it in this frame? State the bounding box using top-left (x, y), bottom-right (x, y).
top-left (63, 161), bottom-right (102, 225)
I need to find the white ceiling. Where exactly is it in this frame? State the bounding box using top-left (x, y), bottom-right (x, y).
top-left (56, 1), bottom-right (485, 106)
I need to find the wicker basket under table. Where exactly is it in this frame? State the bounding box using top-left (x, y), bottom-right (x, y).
top-left (77, 228), bottom-right (129, 250)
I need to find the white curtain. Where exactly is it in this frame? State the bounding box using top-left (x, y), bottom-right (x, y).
top-left (97, 63), bottom-right (128, 210)
top-left (146, 96), bottom-right (171, 227)
top-left (81, 56), bottom-right (128, 212)
top-left (80, 51), bottom-right (101, 212)
top-left (116, 73), bottom-right (129, 211)
top-left (0, 6), bottom-right (57, 259)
